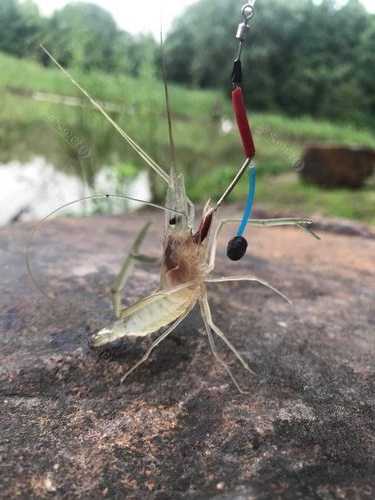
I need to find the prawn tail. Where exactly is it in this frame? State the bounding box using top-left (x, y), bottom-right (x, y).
top-left (91, 285), bottom-right (199, 348)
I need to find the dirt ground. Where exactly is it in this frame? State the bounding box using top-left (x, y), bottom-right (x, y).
top-left (1, 208), bottom-right (374, 499)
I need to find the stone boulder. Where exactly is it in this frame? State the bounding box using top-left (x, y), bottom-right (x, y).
top-left (299, 146), bottom-right (375, 188)
top-left (1, 211), bottom-right (375, 499)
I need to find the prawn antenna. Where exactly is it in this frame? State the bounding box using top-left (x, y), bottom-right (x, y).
top-left (40, 45), bottom-right (170, 185)
top-left (25, 193), bottom-right (185, 300)
top-left (159, 26), bottom-right (177, 182)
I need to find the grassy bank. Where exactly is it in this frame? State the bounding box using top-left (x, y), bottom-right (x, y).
top-left (0, 51), bottom-right (374, 223)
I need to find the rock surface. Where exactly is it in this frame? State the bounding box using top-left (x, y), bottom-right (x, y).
top-left (299, 146), bottom-right (375, 188)
top-left (1, 210), bottom-right (375, 499)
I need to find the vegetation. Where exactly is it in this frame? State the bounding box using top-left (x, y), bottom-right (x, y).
top-left (1, 0), bottom-right (374, 125)
top-left (0, 0), bottom-right (374, 224)
top-left (0, 0), bottom-right (159, 75)
top-left (166, 0), bottom-right (375, 126)
top-left (0, 51), bottom-right (374, 223)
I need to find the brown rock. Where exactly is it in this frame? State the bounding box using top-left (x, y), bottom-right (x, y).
top-left (299, 146), bottom-right (375, 188)
top-left (1, 211), bottom-right (375, 499)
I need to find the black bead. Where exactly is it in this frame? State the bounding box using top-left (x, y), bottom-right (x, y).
top-left (227, 236), bottom-right (248, 261)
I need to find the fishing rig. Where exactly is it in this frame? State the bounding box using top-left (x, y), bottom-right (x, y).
top-left (224, 0), bottom-right (257, 261)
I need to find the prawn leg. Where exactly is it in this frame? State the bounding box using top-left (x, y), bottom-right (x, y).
top-left (207, 217), bottom-right (318, 272)
top-left (120, 308), bottom-right (191, 383)
top-left (199, 295), bottom-right (251, 393)
top-left (111, 222), bottom-right (154, 318)
top-left (250, 218), bottom-right (320, 239)
top-left (206, 275), bottom-right (291, 304)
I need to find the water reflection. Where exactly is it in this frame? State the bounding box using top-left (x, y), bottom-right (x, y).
top-left (0, 156), bottom-right (151, 226)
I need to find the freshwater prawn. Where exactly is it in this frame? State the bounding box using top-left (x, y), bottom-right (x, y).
top-left (30, 33), bottom-right (318, 393)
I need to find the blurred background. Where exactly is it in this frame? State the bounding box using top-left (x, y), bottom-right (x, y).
top-left (0, 0), bottom-right (374, 226)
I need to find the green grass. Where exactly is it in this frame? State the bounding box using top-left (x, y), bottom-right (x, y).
top-left (0, 52), bottom-right (221, 119)
top-left (251, 113), bottom-right (375, 149)
top-left (1, 51), bottom-right (375, 224)
top-left (255, 174), bottom-right (375, 225)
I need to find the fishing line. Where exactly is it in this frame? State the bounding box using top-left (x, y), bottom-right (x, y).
top-left (226, 1), bottom-right (257, 261)
top-left (237, 163), bottom-right (256, 238)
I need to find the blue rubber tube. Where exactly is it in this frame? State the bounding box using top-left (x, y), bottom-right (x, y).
top-left (237, 163), bottom-right (256, 237)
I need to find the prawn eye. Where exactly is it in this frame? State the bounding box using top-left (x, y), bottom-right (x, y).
top-left (169, 215), bottom-right (181, 226)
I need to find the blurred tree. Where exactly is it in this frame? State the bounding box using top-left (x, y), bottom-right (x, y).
top-left (39, 2), bottom-right (158, 76)
top-left (121, 34), bottom-right (158, 77)
top-left (41, 2), bottom-right (120, 71)
top-left (165, 0), bottom-right (237, 89)
top-left (0, 0), bottom-right (43, 57)
top-left (286, 0), bottom-right (369, 120)
top-left (357, 16), bottom-right (375, 115)
top-left (0, 0), bottom-right (373, 124)
top-left (165, 0), bottom-right (374, 123)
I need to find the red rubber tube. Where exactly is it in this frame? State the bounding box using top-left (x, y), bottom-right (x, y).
top-left (232, 86), bottom-right (255, 159)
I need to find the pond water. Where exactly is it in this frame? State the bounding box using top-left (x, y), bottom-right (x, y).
top-left (0, 113), bottom-right (235, 227)
top-left (0, 157), bottom-right (151, 226)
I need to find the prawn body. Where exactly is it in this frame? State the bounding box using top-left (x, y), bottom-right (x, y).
top-left (92, 284), bottom-right (201, 347)
top-left (35, 45), bottom-right (319, 393)
top-left (87, 171), bottom-right (316, 392)
top-left (92, 189), bottom-right (215, 348)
